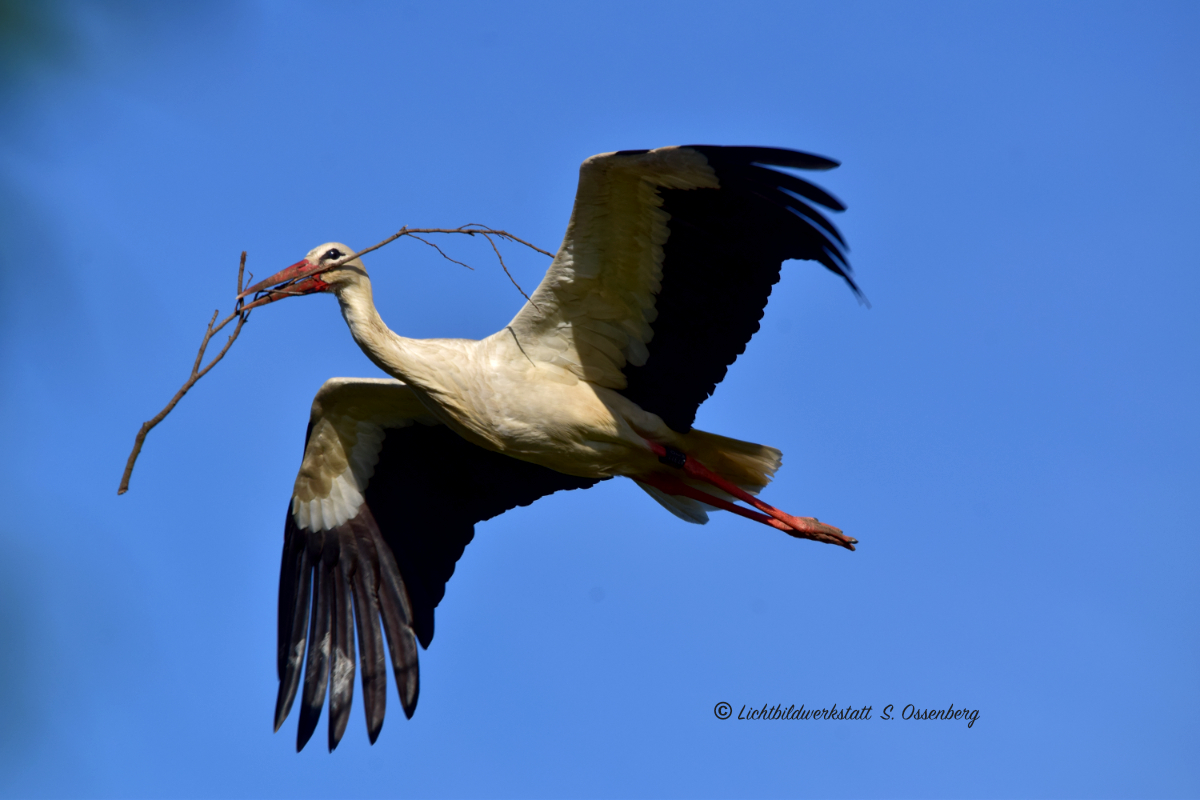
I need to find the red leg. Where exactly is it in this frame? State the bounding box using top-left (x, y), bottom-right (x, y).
top-left (640, 457), bottom-right (856, 551)
top-left (648, 438), bottom-right (854, 551)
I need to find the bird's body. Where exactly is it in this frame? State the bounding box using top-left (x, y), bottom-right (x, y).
top-left (339, 322), bottom-right (653, 480)
top-left (242, 145), bottom-right (862, 751)
top-left (332, 304), bottom-right (721, 482)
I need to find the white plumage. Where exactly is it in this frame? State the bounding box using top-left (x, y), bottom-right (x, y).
top-left (240, 145), bottom-right (862, 751)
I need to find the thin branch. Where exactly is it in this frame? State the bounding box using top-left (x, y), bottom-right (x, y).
top-left (120, 226), bottom-right (555, 495)
top-left (477, 230), bottom-right (540, 310)
top-left (117, 252), bottom-right (251, 495)
top-left (348, 225), bottom-right (551, 277)
top-left (461, 222), bottom-right (556, 258)
top-left (349, 226), bottom-right (546, 308)
top-left (407, 234), bottom-right (475, 270)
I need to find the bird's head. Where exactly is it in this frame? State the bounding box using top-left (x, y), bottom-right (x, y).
top-left (239, 242), bottom-right (367, 309)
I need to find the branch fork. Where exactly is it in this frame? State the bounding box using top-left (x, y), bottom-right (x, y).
top-left (118, 226), bottom-right (549, 495)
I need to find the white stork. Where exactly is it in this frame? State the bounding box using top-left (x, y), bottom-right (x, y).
top-left (239, 145), bottom-right (861, 751)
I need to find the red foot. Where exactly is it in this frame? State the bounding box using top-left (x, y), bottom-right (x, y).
top-left (643, 443), bottom-right (856, 551)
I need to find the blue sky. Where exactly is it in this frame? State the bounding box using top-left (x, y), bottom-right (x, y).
top-left (1, 1), bottom-right (1197, 797)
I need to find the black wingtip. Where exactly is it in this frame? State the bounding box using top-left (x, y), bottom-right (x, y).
top-left (396, 660), bottom-right (420, 720)
top-left (296, 709), bottom-right (319, 752)
top-left (685, 145), bottom-right (841, 171)
top-left (274, 693), bottom-right (290, 735)
top-left (402, 689), bottom-right (418, 720)
top-left (396, 658), bottom-right (420, 720)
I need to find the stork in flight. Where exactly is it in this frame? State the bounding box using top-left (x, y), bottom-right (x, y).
top-left (239, 145), bottom-right (861, 751)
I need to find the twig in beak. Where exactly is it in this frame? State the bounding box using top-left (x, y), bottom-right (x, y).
top-left (119, 225), bottom-right (555, 494)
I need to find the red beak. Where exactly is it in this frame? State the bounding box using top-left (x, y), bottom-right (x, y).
top-left (237, 259), bottom-right (330, 311)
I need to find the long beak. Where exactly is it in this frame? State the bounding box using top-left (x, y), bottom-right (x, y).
top-left (237, 259), bottom-right (329, 310)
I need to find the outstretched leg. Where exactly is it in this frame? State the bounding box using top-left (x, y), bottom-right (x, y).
top-left (644, 442), bottom-right (856, 551)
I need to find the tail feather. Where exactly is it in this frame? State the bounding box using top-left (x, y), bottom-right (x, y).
top-left (635, 429), bottom-right (782, 522)
top-left (679, 429), bottom-right (781, 493)
top-left (635, 480), bottom-right (713, 524)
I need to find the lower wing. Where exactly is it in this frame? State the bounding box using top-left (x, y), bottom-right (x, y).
top-left (275, 378), bottom-right (601, 751)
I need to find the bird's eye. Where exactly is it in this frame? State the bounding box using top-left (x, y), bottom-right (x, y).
top-left (324, 249), bottom-right (344, 261)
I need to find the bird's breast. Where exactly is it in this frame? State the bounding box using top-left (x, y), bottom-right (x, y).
top-left (446, 354), bottom-right (641, 477)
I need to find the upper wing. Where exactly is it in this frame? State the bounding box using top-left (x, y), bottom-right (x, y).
top-left (275, 378), bottom-right (600, 752)
top-left (506, 145), bottom-right (858, 432)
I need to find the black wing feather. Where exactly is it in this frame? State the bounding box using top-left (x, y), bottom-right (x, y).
top-left (275, 421), bottom-right (600, 750)
top-left (296, 535), bottom-right (332, 751)
top-left (347, 514), bottom-right (387, 743)
top-left (743, 164), bottom-right (847, 212)
top-left (274, 526), bottom-right (310, 733)
top-left (368, 502), bottom-right (421, 719)
top-left (327, 543), bottom-right (357, 751)
top-left (702, 145), bottom-right (840, 171)
top-left (616, 145), bottom-right (858, 433)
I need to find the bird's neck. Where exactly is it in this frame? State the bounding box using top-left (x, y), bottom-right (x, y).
top-left (335, 281), bottom-right (447, 392)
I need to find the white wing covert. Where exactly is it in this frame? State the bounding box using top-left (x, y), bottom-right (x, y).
top-left (505, 145), bottom-right (859, 433)
top-left (506, 147), bottom-right (719, 387)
